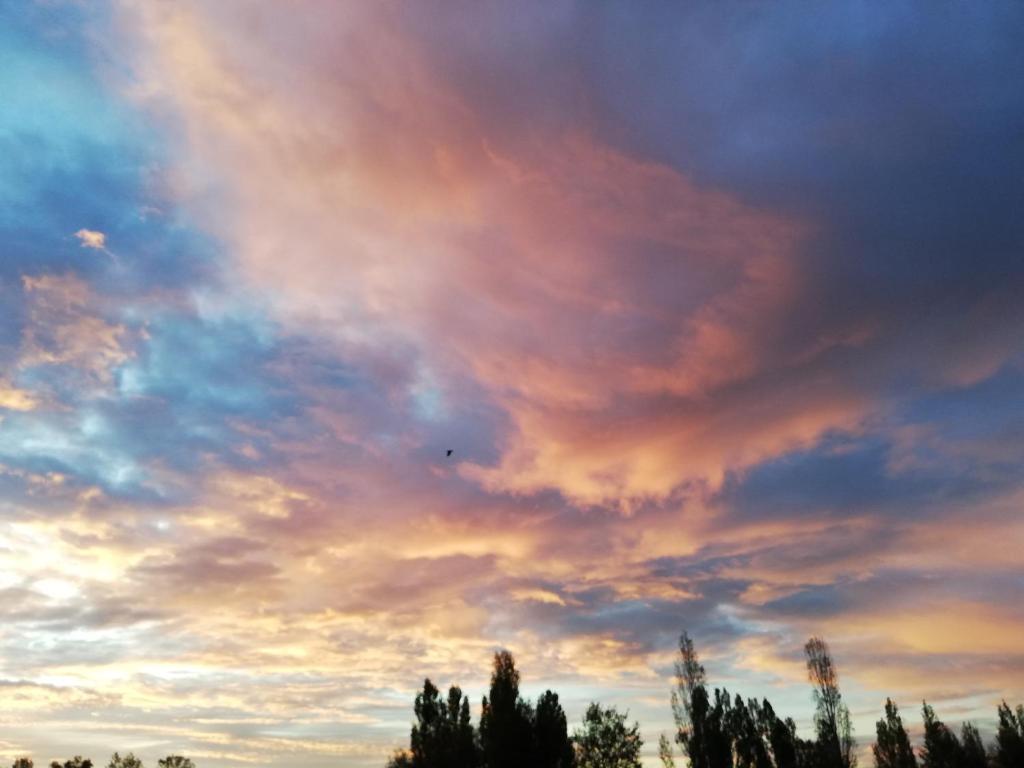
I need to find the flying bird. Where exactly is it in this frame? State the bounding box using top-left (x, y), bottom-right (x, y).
top-left (446, 449), bottom-right (453, 457)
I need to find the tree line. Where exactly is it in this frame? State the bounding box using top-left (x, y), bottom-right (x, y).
top-left (7, 754), bottom-right (194, 768)
top-left (386, 634), bottom-right (1024, 768)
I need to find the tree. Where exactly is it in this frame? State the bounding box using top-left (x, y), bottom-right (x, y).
top-left (51, 759), bottom-right (92, 768)
top-left (805, 637), bottom-right (854, 768)
top-left (659, 734), bottom-right (677, 768)
top-left (536, 689), bottom-right (575, 768)
top-left (959, 723), bottom-right (987, 768)
top-left (574, 703), bottom-right (643, 768)
top-left (730, 696), bottom-right (772, 768)
top-left (409, 679), bottom-right (479, 768)
top-left (156, 758), bottom-right (193, 768)
top-left (107, 755), bottom-right (143, 768)
top-left (757, 700), bottom-right (798, 768)
top-left (479, 650), bottom-right (535, 768)
top-left (12, 759), bottom-right (33, 768)
top-left (993, 701), bottom-right (1024, 768)
top-left (872, 699), bottom-right (916, 768)
top-left (837, 705), bottom-right (857, 768)
top-left (388, 677), bottom-right (479, 768)
top-left (671, 632), bottom-right (709, 768)
top-left (705, 688), bottom-right (735, 768)
top-left (385, 752), bottom-right (413, 768)
top-left (920, 702), bottom-right (961, 768)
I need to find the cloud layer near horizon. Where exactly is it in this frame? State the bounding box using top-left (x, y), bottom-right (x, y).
top-left (2, 2), bottom-right (1023, 766)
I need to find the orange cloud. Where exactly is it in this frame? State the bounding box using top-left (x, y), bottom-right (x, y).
top-left (20, 274), bottom-right (130, 384)
top-left (118, 1), bottom-right (873, 514)
top-left (0, 380), bottom-right (38, 411)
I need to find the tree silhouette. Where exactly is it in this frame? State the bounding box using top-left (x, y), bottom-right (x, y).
top-left (730, 695), bottom-right (772, 768)
top-left (994, 701), bottom-right (1024, 768)
top-left (659, 734), bottom-right (677, 768)
top-left (959, 723), bottom-right (987, 768)
top-left (12, 759), bottom-right (33, 768)
top-left (920, 702), bottom-right (963, 768)
top-left (671, 632), bottom-right (709, 768)
top-left (156, 758), bottom-right (193, 768)
top-left (409, 679), bottom-right (479, 768)
top-left (573, 703), bottom-right (642, 768)
top-left (535, 689), bottom-right (575, 768)
top-left (479, 651), bottom-right (535, 768)
top-left (758, 700), bottom-right (799, 768)
top-left (107, 755), bottom-right (142, 768)
top-left (705, 688), bottom-right (735, 768)
top-left (379, 632), bottom-right (1024, 768)
top-left (51, 758), bottom-right (92, 768)
top-left (805, 637), bottom-right (855, 768)
top-left (873, 699), bottom-right (916, 768)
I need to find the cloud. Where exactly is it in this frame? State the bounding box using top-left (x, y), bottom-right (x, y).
top-left (19, 273), bottom-right (129, 385)
top-left (74, 229), bottom-right (106, 250)
top-left (0, 381), bottom-right (37, 412)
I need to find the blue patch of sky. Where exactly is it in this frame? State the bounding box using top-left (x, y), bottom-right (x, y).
top-left (901, 363), bottom-right (1024, 444)
top-left (715, 431), bottom-right (1013, 523)
top-left (0, 3), bottom-right (214, 293)
top-left (0, 7), bottom-right (353, 501)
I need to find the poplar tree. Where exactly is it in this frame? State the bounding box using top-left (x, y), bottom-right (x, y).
top-left (872, 699), bottom-right (916, 768)
top-left (805, 637), bottom-right (855, 768)
top-left (480, 651), bottom-right (535, 768)
top-left (920, 702), bottom-right (961, 768)
top-left (994, 702), bottom-right (1024, 768)
top-left (536, 690), bottom-right (575, 768)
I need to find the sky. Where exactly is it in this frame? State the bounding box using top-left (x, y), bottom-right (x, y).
top-left (1, 1), bottom-right (1023, 766)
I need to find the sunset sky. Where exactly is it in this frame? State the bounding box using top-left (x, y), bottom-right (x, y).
top-left (2, 2), bottom-right (1023, 766)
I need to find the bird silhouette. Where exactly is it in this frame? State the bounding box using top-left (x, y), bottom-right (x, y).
top-left (446, 449), bottom-right (453, 457)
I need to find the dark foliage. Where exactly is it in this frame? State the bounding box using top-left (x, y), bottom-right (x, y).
top-left (959, 723), bottom-right (988, 768)
top-left (479, 651), bottom-right (536, 768)
top-left (408, 679), bottom-right (479, 768)
top-left (573, 703), bottom-right (643, 768)
top-left (381, 634), bottom-right (1020, 768)
top-left (805, 637), bottom-right (855, 768)
top-left (921, 702), bottom-right (963, 768)
top-left (873, 699), bottom-right (916, 768)
top-left (50, 759), bottom-right (91, 768)
top-left (536, 690), bottom-right (575, 768)
top-left (994, 702), bottom-right (1024, 768)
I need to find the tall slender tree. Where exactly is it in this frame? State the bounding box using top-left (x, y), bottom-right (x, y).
top-left (536, 689), bottom-right (575, 768)
top-left (993, 702), bottom-right (1024, 768)
top-left (805, 637), bottom-right (854, 768)
top-left (920, 702), bottom-right (961, 768)
top-left (671, 632), bottom-right (709, 768)
top-left (479, 651), bottom-right (535, 768)
top-left (872, 699), bottom-right (916, 768)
